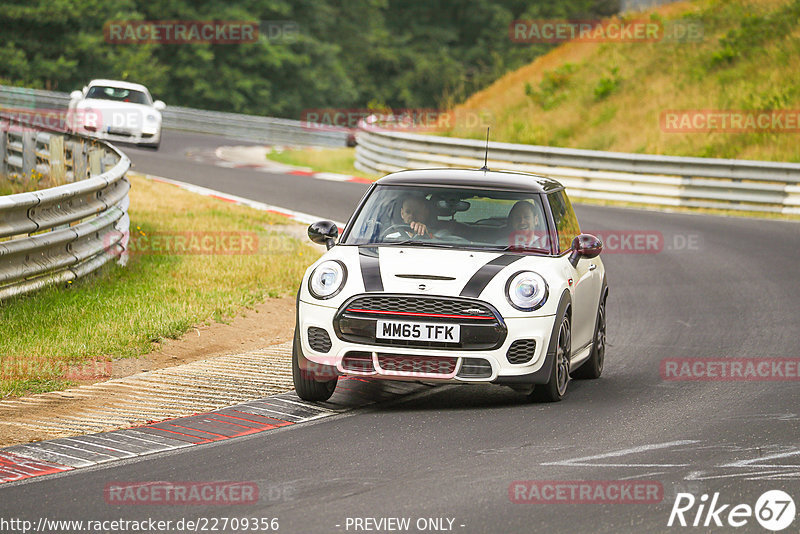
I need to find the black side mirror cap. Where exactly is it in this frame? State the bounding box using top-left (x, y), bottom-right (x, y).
top-left (308, 220), bottom-right (339, 250)
top-left (568, 234), bottom-right (603, 267)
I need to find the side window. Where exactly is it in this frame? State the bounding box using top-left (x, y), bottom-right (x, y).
top-left (547, 191), bottom-right (581, 253)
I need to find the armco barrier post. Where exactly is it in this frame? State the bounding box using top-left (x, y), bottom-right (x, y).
top-left (48, 135), bottom-right (66, 185)
top-left (21, 130), bottom-right (36, 187)
top-left (70, 140), bottom-right (87, 182)
top-left (88, 148), bottom-right (103, 176)
top-left (0, 123), bottom-right (6, 178)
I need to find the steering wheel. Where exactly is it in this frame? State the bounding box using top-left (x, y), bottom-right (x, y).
top-left (380, 224), bottom-right (419, 240)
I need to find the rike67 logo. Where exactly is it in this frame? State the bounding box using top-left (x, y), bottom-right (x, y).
top-left (668, 490), bottom-right (796, 531)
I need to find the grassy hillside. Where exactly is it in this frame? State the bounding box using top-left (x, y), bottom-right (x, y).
top-left (445, 0), bottom-right (800, 162)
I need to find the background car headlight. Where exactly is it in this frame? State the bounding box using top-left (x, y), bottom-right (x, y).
top-left (309, 260), bottom-right (347, 299)
top-left (506, 271), bottom-right (548, 311)
top-left (146, 114), bottom-right (158, 122)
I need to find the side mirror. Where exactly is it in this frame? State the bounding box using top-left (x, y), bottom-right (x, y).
top-left (308, 220), bottom-right (339, 250)
top-left (153, 100), bottom-right (166, 111)
top-left (70, 90), bottom-right (82, 100)
top-left (568, 234), bottom-right (603, 267)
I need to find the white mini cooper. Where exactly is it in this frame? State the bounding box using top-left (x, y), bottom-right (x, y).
top-left (294, 168), bottom-right (607, 402)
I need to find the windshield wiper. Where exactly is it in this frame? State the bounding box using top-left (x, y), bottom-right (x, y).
top-left (495, 245), bottom-right (550, 254)
top-left (380, 240), bottom-right (458, 249)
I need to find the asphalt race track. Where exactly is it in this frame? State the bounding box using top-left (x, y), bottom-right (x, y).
top-left (1, 130), bottom-right (798, 533)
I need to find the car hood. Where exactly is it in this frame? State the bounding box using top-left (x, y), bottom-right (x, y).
top-left (373, 246), bottom-right (501, 295)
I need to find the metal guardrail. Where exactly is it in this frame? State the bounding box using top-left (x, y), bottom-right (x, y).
top-left (355, 125), bottom-right (800, 215)
top-left (0, 115), bottom-right (130, 301)
top-left (0, 85), bottom-right (351, 148)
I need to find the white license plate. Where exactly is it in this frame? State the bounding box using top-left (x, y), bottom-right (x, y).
top-left (376, 320), bottom-right (460, 342)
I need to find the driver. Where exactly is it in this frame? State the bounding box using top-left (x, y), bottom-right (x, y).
top-left (400, 196), bottom-right (435, 237)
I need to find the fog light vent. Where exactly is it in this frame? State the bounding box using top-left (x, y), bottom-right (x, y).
top-left (507, 339), bottom-right (536, 364)
top-left (307, 327), bottom-right (332, 353)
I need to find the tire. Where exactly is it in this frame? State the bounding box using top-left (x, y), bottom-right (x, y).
top-left (529, 311), bottom-right (571, 402)
top-left (572, 293), bottom-right (606, 380)
top-left (292, 327), bottom-right (337, 402)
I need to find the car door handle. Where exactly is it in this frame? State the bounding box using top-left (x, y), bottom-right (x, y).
top-left (588, 263), bottom-right (597, 271)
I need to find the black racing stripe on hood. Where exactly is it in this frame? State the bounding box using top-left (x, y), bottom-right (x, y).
top-left (460, 254), bottom-right (523, 298)
top-left (359, 246), bottom-right (384, 292)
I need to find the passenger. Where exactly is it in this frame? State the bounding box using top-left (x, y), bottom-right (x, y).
top-left (506, 201), bottom-right (547, 249)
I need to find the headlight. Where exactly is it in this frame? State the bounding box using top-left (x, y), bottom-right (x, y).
top-left (506, 271), bottom-right (548, 311)
top-left (146, 114), bottom-right (158, 122)
top-left (309, 260), bottom-right (347, 299)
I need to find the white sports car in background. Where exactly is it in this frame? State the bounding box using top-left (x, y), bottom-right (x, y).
top-left (67, 79), bottom-right (165, 149)
top-left (294, 168), bottom-right (608, 403)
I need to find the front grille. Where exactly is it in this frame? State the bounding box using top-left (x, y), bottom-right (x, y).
top-left (342, 351), bottom-right (374, 372)
top-left (345, 295), bottom-right (495, 319)
top-left (307, 327), bottom-right (332, 353)
top-left (108, 128), bottom-right (134, 137)
top-left (376, 354), bottom-right (456, 375)
top-left (507, 339), bottom-right (537, 364)
top-left (457, 358), bottom-right (493, 378)
top-left (335, 294), bottom-right (506, 351)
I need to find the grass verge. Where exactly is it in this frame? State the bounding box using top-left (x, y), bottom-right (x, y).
top-left (0, 174), bottom-right (322, 398)
top-left (266, 146), bottom-right (381, 180)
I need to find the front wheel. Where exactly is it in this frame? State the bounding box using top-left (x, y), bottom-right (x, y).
top-left (572, 294), bottom-right (606, 379)
top-left (529, 312), bottom-right (571, 402)
top-left (292, 328), bottom-right (338, 402)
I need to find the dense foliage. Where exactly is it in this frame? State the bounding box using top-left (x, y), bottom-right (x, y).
top-left (0, 0), bottom-right (617, 117)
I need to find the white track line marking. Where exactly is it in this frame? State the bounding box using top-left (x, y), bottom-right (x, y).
top-left (138, 173), bottom-right (346, 228)
top-left (541, 440), bottom-right (700, 467)
top-left (720, 448), bottom-right (800, 468)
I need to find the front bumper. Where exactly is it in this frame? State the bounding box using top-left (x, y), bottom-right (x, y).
top-left (80, 126), bottom-right (161, 146)
top-left (298, 296), bottom-right (556, 384)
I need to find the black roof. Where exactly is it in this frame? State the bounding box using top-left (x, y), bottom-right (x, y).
top-left (376, 168), bottom-right (563, 193)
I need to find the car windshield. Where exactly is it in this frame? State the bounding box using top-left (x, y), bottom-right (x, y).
top-left (86, 86), bottom-right (151, 105)
top-left (343, 184), bottom-right (552, 254)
